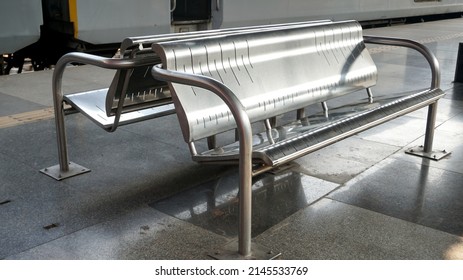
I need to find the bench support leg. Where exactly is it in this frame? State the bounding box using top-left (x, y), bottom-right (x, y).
top-left (207, 135), bottom-right (217, 150)
top-left (367, 88), bottom-right (374, 103)
top-left (40, 57), bottom-right (90, 180)
top-left (40, 103), bottom-right (91, 180)
top-left (405, 102), bottom-right (451, 161)
top-left (322, 101), bottom-right (329, 118)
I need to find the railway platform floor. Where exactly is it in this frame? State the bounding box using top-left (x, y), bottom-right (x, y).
top-left (1, 18), bottom-right (463, 260)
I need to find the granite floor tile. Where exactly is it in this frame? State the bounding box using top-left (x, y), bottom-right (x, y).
top-left (329, 158), bottom-right (463, 236)
top-left (294, 137), bottom-right (400, 184)
top-left (256, 199), bottom-right (463, 259)
top-left (152, 170), bottom-right (339, 238)
top-left (7, 206), bottom-right (228, 260)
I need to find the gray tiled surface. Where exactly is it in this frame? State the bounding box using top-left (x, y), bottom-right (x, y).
top-left (293, 137), bottom-right (400, 184)
top-left (1, 18), bottom-right (463, 260)
top-left (0, 92), bottom-right (46, 117)
top-left (7, 207), bottom-right (229, 260)
top-left (329, 158), bottom-right (463, 236)
top-left (256, 199), bottom-right (463, 259)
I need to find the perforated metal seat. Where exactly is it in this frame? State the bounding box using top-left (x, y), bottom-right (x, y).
top-left (152, 20), bottom-right (379, 161)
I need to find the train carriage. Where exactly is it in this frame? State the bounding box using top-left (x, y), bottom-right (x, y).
top-left (2, 0), bottom-right (463, 74)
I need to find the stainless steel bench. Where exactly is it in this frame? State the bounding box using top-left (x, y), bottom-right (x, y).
top-left (151, 20), bottom-right (448, 258)
top-left (41, 20), bottom-right (331, 180)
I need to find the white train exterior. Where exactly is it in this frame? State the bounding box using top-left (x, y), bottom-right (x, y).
top-left (0, 0), bottom-right (43, 54)
top-left (2, 0), bottom-right (463, 56)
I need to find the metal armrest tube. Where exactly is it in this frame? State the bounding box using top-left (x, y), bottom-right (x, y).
top-left (151, 65), bottom-right (253, 257)
top-left (363, 35), bottom-right (440, 89)
top-left (52, 53), bottom-right (149, 173)
top-left (122, 20), bottom-right (333, 52)
top-left (363, 35), bottom-right (441, 153)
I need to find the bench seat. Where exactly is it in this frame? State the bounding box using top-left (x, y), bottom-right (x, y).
top-left (194, 88), bottom-right (444, 172)
top-left (64, 88), bottom-right (175, 130)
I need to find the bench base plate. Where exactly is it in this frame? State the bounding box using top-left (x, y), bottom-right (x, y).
top-left (405, 145), bottom-right (451, 161)
top-left (40, 162), bottom-right (91, 181)
top-left (209, 241), bottom-right (281, 260)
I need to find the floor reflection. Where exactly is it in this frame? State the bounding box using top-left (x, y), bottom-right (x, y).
top-left (151, 170), bottom-right (338, 237)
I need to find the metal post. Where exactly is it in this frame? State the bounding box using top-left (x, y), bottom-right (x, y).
top-left (454, 43), bottom-right (463, 83)
top-left (40, 55), bottom-right (91, 180)
top-left (42, 52), bottom-right (148, 180)
top-left (53, 59), bottom-right (70, 173)
top-left (366, 87), bottom-right (374, 103)
top-left (423, 102), bottom-right (437, 153)
top-left (321, 101), bottom-right (329, 118)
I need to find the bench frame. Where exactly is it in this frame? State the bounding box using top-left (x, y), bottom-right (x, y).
top-left (41, 21), bottom-right (333, 181)
top-left (151, 29), bottom-right (450, 258)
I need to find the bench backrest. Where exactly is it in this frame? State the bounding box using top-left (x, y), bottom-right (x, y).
top-left (152, 20), bottom-right (378, 143)
top-left (104, 20), bottom-right (333, 117)
top-left (106, 51), bottom-right (166, 116)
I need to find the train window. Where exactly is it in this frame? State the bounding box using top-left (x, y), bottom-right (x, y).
top-left (172, 0), bottom-right (212, 22)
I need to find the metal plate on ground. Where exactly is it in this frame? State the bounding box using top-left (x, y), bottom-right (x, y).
top-left (209, 240), bottom-right (281, 260)
top-left (40, 162), bottom-right (91, 180)
top-left (405, 145), bottom-right (451, 161)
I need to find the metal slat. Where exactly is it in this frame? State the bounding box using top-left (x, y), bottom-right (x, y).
top-left (260, 89), bottom-right (444, 167)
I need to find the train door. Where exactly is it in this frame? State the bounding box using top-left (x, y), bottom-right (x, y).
top-left (171, 0), bottom-right (212, 32)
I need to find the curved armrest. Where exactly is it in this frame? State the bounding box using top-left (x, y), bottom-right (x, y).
top-left (53, 52), bottom-right (157, 100)
top-left (363, 35), bottom-right (440, 89)
top-left (151, 64), bottom-right (254, 256)
top-left (51, 52), bottom-right (158, 171)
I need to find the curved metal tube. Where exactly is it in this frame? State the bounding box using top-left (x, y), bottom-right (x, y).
top-left (52, 52), bottom-right (148, 172)
top-left (123, 20), bottom-right (333, 52)
top-left (363, 35), bottom-right (441, 89)
top-left (152, 65), bottom-right (254, 257)
top-left (363, 35), bottom-right (441, 152)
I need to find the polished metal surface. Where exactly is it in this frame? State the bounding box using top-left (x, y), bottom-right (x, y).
top-left (120, 20), bottom-right (333, 53)
top-left (105, 53), bottom-right (170, 118)
top-left (153, 20), bottom-right (377, 143)
top-left (106, 20), bottom-right (334, 118)
top-left (194, 89), bottom-right (444, 173)
top-left (64, 88), bottom-right (175, 130)
top-left (44, 20), bottom-right (337, 183)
